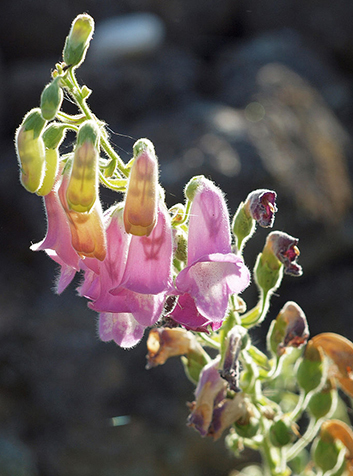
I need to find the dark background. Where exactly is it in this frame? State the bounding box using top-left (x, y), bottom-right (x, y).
top-left (0, 1), bottom-right (353, 475)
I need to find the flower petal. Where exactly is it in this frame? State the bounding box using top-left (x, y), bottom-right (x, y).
top-left (98, 312), bottom-right (145, 348)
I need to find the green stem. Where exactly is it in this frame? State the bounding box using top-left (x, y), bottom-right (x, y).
top-left (197, 333), bottom-right (220, 349)
top-left (241, 289), bottom-right (271, 328)
top-left (62, 68), bottom-right (129, 177)
top-left (287, 417), bottom-right (321, 461)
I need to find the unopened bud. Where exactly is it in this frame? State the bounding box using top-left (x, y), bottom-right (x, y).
top-left (296, 340), bottom-right (326, 394)
top-left (66, 121), bottom-right (100, 213)
top-left (62, 13), bottom-right (94, 67)
top-left (15, 108), bottom-right (46, 193)
top-left (123, 138), bottom-right (158, 236)
top-left (267, 301), bottom-right (309, 357)
top-left (40, 77), bottom-right (63, 121)
top-left (232, 202), bottom-right (255, 251)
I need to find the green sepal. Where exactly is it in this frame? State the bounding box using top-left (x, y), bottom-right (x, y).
top-left (40, 77), bottom-right (63, 121)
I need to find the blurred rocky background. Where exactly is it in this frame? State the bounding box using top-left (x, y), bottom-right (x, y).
top-left (1, 1), bottom-right (353, 475)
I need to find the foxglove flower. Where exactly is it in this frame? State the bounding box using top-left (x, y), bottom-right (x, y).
top-left (175, 177), bottom-right (250, 329)
top-left (85, 202), bottom-right (173, 348)
top-left (30, 169), bottom-right (80, 293)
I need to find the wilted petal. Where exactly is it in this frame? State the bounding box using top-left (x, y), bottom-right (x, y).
top-left (320, 420), bottom-right (353, 474)
top-left (219, 326), bottom-right (243, 392)
top-left (245, 189), bottom-right (277, 228)
top-left (266, 231), bottom-right (302, 276)
top-left (187, 357), bottom-right (226, 437)
top-left (146, 327), bottom-right (203, 367)
top-left (99, 312), bottom-right (145, 349)
top-left (208, 393), bottom-right (247, 440)
top-left (311, 333), bottom-right (353, 397)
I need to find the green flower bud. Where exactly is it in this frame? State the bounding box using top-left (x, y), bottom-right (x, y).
top-left (62, 13), bottom-right (94, 67)
top-left (232, 202), bottom-right (255, 252)
top-left (40, 77), bottom-right (63, 121)
top-left (15, 108), bottom-right (46, 193)
top-left (308, 379), bottom-right (337, 419)
top-left (254, 250), bottom-right (283, 296)
top-left (184, 175), bottom-right (205, 201)
top-left (296, 341), bottom-right (325, 394)
top-left (66, 121), bottom-right (100, 212)
top-left (269, 416), bottom-right (295, 447)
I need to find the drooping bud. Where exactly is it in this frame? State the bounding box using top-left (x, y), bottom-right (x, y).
top-left (296, 340), bottom-right (326, 394)
top-left (36, 124), bottom-right (67, 196)
top-left (311, 333), bottom-right (353, 397)
top-left (66, 121), bottom-right (100, 213)
top-left (15, 108), bottom-right (46, 193)
top-left (123, 138), bottom-right (158, 236)
top-left (62, 13), bottom-right (94, 67)
top-left (267, 301), bottom-right (309, 357)
top-left (40, 77), bottom-right (64, 121)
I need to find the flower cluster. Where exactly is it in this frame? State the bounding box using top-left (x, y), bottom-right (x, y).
top-left (15, 14), bottom-right (353, 476)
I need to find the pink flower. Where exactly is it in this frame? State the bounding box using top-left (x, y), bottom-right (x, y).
top-left (174, 177), bottom-right (250, 329)
top-left (30, 172), bottom-right (80, 293)
top-left (81, 202), bottom-right (174, 348)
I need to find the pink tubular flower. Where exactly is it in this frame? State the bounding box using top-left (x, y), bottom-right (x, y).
top-left (30, 171), bottom-right (80, 293)
top-left (174, 177), bottom-right (250, 329)
top-left (81, 201), bottom-right (173, 348)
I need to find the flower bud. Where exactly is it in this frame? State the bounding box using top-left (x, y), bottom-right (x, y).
top-left (40, 77), bottom-right (63, 121)
top-left (233, 407), bottom-right (260, 438)
top-left (62, 13), bottom-right (94, 67)
top-left (36, 124), bottom-right (67, 196)
top-left (296, 340), bottom-right (326, 394)
top-left (66, 121), bottom-right (100, 213)
top-left (307, 379), bottom-right (337, 419)
top-left (232, 201), bottom-right (255, 251)
top-left (15, 108), bottom-right (46, 193)
top-left (269, 416), bottom-right (296, 447)
top-left (123, 138), bottom-right (158, 236)
top-left (267, 301), bottom-right (309, 357)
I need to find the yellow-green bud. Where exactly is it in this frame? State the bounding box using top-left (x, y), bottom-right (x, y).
top-left (254, 250), bottom-right (283, 295)
top-left (62, 13), bottom-right (94, 67)
top-left (15, 108), bottom-right (46, 193)
top-left (66, 121), bottom-right (99, 212)
top-left (124, 138), bottom-right (158, 236)
top-left (40, 77), bottom-right (63, 121)
top-left (296, 341), bottom-right (325, 394)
